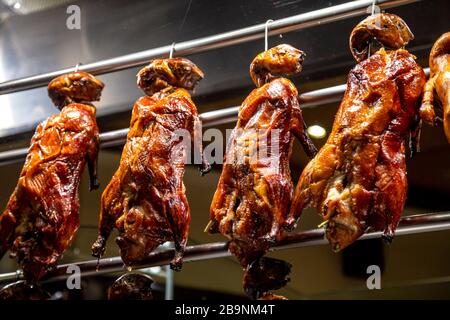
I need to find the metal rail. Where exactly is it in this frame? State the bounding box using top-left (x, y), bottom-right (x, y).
top-left (0, 0), bottom-right (418, 95)
top-left (0, 211), bottom-right (449, 284)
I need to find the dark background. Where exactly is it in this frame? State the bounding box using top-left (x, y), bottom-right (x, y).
top-left (0, 0), bottom-right (450, 299)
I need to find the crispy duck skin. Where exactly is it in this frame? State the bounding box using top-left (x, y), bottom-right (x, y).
top-left (92, 58), bottom-right (209, 270)
top-left (208, 44), bottom-right (316, 267)
top-left (420, 32), bottom-right (450, 142)
top-left (0, 72), bottom-right (103, 283)
top-left (288, 14), bottom-right (426, 252)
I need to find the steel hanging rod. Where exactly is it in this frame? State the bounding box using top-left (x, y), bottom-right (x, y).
top-left (0, 66), bottom-right (430, 166)
top-left (0, 0), bottom-right (419, 95)
top-left (0, 211), bottom-right (448, 284)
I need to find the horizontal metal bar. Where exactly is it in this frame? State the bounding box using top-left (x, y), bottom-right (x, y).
top-left (0, 147), bottom-right (29, 166)
top-left (1, 211), bottom-right (448, 284)
top-left (0, 0), bottom-right (418, 95)
top-left (0, 66), bottom-right (431, 165)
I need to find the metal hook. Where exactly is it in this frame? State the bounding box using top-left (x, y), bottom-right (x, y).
top-left (74, 63), bottom-right (81, 72)
top-left (367, 0), bottom-right (377, 59)
top-left (169, 42), bottom-right (176, 59)
top-left (371, 0), bottom-right (377, 15)
top-left (264, 19), bottom-right (273, 51)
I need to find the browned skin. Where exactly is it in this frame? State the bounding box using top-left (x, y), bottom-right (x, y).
top-left (288, 14), bottom-right (426, 252)
top-left (420, 32), bottom-right (450, 143)
top-left (0, 72), bottom-right (103, 283)
top-left (137, 58), bottom-right (204, 97)
top-left (208, 44), bottom-right (317, 264)
top-left (208, 44), bottom-right (316, 298)
top-left (250, 44), bottom-right (305, 88)
top-left (91, 58), bottom-right (209, 270)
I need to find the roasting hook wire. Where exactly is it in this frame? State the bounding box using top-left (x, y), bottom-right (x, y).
top-left (367, 0), bottom-right (377, 59)
top-left (264, 19), bottom-right (273, 51)
top-left (169, 42), bottom-right (176, 59)
top-left (74, 63), bottom-right (81, 72)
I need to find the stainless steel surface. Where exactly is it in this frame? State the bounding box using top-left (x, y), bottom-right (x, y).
top-left (0, 0), bottom-right (442, 141)
top-left (165, 265), bottom-right (174, 300)
top-left (0, 147), bottom-right (29, 165)
top-left (0, 67), bottom-right (431, 165)
top-left (0, 0), bottom-right (448, 299)
top-left (0, 0), bottom-right (418, 95)
top-left (0, 270), bottom-right (20, 283)
top-left (1, 211), bottom-right (449, 284)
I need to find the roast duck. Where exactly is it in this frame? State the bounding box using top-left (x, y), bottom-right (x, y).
top-left (0, 72), bottom-right (103, 283)
top-left (421, 32), bottom-right (450, 142)
top-left (207, 44), bottom-right (317, 298)
top-left (287, 13), bottom-right (426, 252)
top-left (91, 58), bottom-right (210, 270)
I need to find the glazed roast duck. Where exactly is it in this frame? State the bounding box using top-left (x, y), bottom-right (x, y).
top-left (91, 57), bottom-right (210, 270)
top-left (0, 72), bottom-right (104, 283)
top-left (207, 44), bottom-right (317, 299)
top-left (421, 32), bottom-right (450, 143)
top-left (287, 13), bottom-right (426, 252)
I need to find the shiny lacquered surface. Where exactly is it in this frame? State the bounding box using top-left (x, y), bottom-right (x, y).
top-left (421, 32), bottom-right (450, 143)
top-left (289, 14), bottom-right (426, 252)
top-left (92, 58), bottom-right (209, 270)
top-left (208, 45), bottom-right (316, 267)
top-left (0, 72), bottom-right (103, 283)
